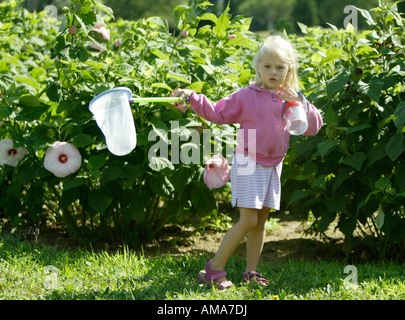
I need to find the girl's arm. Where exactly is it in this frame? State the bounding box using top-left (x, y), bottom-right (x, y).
top-left (305, 103), bottom-right (323, 136)
top-left (172, 88), bottom-right (242, 124)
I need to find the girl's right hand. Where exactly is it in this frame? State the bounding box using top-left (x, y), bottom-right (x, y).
top-left (171, 88), bottom-right (193, 113)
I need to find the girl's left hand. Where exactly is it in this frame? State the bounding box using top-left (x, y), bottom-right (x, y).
top-left (277, 86), bottom-right (303, 103)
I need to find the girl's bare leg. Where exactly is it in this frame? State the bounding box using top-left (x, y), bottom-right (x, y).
top-left (245, 207), bottom-right (269, 273)
top-left (209, 208), bottom-right (259, 282)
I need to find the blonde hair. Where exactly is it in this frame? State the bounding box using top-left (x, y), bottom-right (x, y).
top-left (253, 35), bottom-right (300, 91)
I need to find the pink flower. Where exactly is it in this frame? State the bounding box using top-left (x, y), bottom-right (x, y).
top-left (91, 22), bottom-right (110, 41)
top-left (227, 34), bottom-right (237, 40)
top-left (0, 138), bottom-right (28, 167)
top-left (90, 42), bottom-right (105, 53)
top-left (203, 154), bottom-right (230, 189)
top-left (114, 40), bottom-right (120, 48)
top-left (181, 30), bottom-right (189, 37)
top-left (44, 141), bottom-right (82, 178)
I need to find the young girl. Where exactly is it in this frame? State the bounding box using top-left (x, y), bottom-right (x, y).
top-left (172, 35), bottom-right (323, 289)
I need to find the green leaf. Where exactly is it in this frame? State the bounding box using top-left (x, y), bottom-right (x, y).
top-left (186, 81), bottom-right (210, 92)
top-left (325, 106), bottom-right (339, 126)
top-left (357, 78), bottom-right (384, 102)
top-left (338, 217), bottom-right (356, 236)
top-left (0, 106), bottom-right (12, 118)
top-left (95, 3), bottom-right (114, 20)
top-left (31, 67), bottom-right (46, 79)
top-left (356, 7), bottom-right (377, 26)
top-left (394, 161), bottom-right (405, 191)
top-left (88, 189), bottom-right (113, 214)
top-left (347, 124), bottom-right (371, 133)
top-left (63, 177), bottom-right (86, 191)
top-left (19, 94), bottom-right (42, 107)
top-left (365, 140), bottom-right (388, 168)
top-left (385, 133), bottom-right (404, 161)
top-left (151, 83), bottom-right (172, 91)
top-left (102, 166), bottom-right (127, 182)
top-left (151, 49), bottom-right (169, 60)
top-left (375, 209), bottom-right (385, 230)
top-left (320, 48), bottom-right (343, 66)
top-left (393, 101), bottom-right (405, 131)
top-left (73, 134), bottom-right (93, 148)
top-left (170, 166), bottom-right (195, 191)
top-left (318, 139), bottom-right (339, 157)
top-left (318, 211), bottom-right (337, 232)
top-left (191, 184), bottom-right (217, 213)
top-left (88, 154), bottom-right (106, 170)
top-left (198, 13), bottom-right (217, 24)
top-left (287, 190), bottom-right (310, 208)
top-left (148, 156), bottom-right (174, 172)
top-left (343, 152), bottom-right (367, 171)
top-left (149, 174), bottom-right (175, 198)
top-left (332, 167), bottom-right (354, 192)
top-left (326, 71), bottom-right (349, 99)
top-left (375, 177), bottom-right (390, 190)
top-left (14, 76), bottom-right (40, 92)
top-left (312, 175), bottom-right (327, 191)
top-left (297, 22), bottom-right (308, 34)
top-left (167, 72), bottom-right (190, 84)
top-left (213, 6), bottom-right (230, 37)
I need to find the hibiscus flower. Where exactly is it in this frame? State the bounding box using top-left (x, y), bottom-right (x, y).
top-left (0, 138), bottom-right (28, 167)
top-left (203, 154), bottom-right (230, 189)
top-left (91, 22), bottom-right (110, 41)
top-left (44, 141), bottom-right (82, 178)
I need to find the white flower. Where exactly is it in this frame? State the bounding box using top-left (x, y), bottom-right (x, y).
top-left (44, 141), bottom-right (82, 178)
top-left (0, 138), bottom-right (28, 167)
top-left (203, 154), bottom-right (230, 189)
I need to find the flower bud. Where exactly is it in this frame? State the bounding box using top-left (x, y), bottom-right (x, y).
top-left (69, 26), bottom-right (77, 35)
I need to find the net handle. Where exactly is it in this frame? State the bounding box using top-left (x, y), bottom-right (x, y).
top-left (129, 97), bottom-right (188, 103)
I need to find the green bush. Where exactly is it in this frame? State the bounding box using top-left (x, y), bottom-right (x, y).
top-left (1, 0), bottom-right (404, 261)
top-left (0, 0), bottom-right (258, 242)
top-left (283, 2), bottom-right (405, 260)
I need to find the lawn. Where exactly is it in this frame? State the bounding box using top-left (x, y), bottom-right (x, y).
top-left (1, 235), bottom-right (404, 301)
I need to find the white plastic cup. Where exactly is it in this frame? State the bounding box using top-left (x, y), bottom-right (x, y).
top-left (89, 87), bottom-right (137, 156)
top-left (283, 101), bottom-right (308, 135)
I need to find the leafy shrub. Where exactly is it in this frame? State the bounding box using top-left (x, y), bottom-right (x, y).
top-left (283, 2), bottom-right (405, 259)
top-left (1, 0), bottom-right (404, 261)
top-left (0, 0), bottom-right (258, 242)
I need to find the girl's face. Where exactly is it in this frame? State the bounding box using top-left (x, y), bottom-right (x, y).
top-left (257, 53), bottom-right (289, 90)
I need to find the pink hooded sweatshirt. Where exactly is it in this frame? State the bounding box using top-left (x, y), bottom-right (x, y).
top-left (188, 85), bottom-right (323, 167)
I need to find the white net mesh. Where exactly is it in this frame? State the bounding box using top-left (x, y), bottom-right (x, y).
top-left (89, 88), bottom-right (136, 155)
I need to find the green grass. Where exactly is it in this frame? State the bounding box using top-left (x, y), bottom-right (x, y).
top-left (1, 237), bottom-right (405, 300)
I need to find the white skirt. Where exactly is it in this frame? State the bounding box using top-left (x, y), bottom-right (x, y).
top-left (231, 154), bottom-right (282, 210)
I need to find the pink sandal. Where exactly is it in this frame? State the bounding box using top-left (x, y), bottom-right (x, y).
top-left (242, 271), bottom-right (269, 286)
top-left (197, 260), bottom-right (233, 290)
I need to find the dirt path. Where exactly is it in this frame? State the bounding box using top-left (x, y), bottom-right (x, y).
top-left (137, 212), bottom-right (345, 262)
top-left (31, 211), bottom-right (345, 262)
